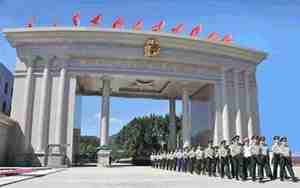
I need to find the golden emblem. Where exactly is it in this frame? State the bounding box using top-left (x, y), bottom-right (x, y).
top-left (144, 38), bottom-right (160, 57)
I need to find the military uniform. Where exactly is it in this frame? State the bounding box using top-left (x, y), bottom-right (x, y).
top-left (182, 149), bottom-right (189, 172)
top-left (187, 148), bottom-right (196, 174)
top-left (258, 137), bottom-right (272, 182)
top-left (219, 141), bottom-right (231, 178)
top-left (205, 141), bottom-right (215, 176)
top-left (271, 136), bottom-right (281, 179)
top-left (279, 137), bottom-right (297, 182)
top-left (230, 136), bottom-right (244, 180)
top-left (150, 153), bottom-right (154, 167)
top-left (159, 152), bottom-right (163, 169)
top-left (243, 138), bottom-right (252, 179)
top-left (195, 146), bottom-right (204, 175)
top-left (250, 136), bottom-right (260, 181)
top-left (163, 152), bottom-right (167, 169)
top-left (176, 149), bottom-right (183, 172)
top-left (212, 146), bottom-right (219, 176)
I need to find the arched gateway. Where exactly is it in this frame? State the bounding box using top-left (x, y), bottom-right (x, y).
top-left (3, 27), bottom-right (267, 167)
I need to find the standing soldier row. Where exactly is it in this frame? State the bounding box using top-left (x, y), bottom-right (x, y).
top-left (150, 136), bottom-right (297, 183)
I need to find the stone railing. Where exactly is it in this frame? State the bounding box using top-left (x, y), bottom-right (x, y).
top-left (0, 113), bottom-right (17, 166)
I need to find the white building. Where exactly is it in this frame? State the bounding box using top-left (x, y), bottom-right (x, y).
top-left (3, 27), bottom-right (267, 167)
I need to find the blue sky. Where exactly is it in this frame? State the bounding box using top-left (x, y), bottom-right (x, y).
top-left (0, 0), bottom-right (300, 151)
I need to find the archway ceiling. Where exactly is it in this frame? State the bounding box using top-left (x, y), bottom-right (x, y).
top-left (77, 75), bottom-right (209, 100)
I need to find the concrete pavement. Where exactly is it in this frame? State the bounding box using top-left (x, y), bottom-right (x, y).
top-left (3, 166), bottom-right (300, 188)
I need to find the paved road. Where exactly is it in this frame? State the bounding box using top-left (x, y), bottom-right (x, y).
top-left (4, 166), bottom-right (300, 188)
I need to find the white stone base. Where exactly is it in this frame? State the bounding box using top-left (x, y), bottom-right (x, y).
top-left (47, 153), bottom-right (67, 168)
top-left (97, 150), bottom-right (111, 167)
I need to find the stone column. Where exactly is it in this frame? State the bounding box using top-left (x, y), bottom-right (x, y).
top-left (245, 70), bottom-right (260, 137)
top-left (100, 78), bottom-right (111, 146)
top-left (245, 70), bottom-right (254, 138)
top-left (234, 70), bottom-right (243, 137)
top-left (222, 70), bottom-right (230, 142)
top-left (251, 72), bottom-right (260, 136)
top-left (54, 67), bottom-right (67, 153)
top-left (23, 65), bottom-right (34, 152)
top-left (37, 64), bottom-right (50, 153)
top-left (213, 82), bottom-right (222, 145)
top-left (168, 98), bottom-right (176, 149)
top-left (182, 89), bottom-right (191, 147)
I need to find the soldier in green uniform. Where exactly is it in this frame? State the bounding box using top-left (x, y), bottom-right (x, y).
top-left (182, 147), bottom-right (189, 173)
top-left (242, 137), bottom-right (252, 179)
top-left (230, 135), bottom-right (244, 180)
top-left (205, 140), bottom-right (215, 176)
top-left (219, 140), bottom-right (231, 179)
top-left (212, 146), bottom-right (219, 177)
top-left (155, 152), bottom-right (158, 168)
top-left (166, 150), bottom-right (171, 170)
top-left (250, 136), bottom-right (260, 181)
top-left (279, 137), bottom-right (297, 182)
top-left (227, 138), bottom-right (234, 177)
top-left (170, 149), bottom-right (175, 171)
top-left (159, 151), bottom-right (163, 169)
top-left (176, 148), bottom-right (183, 172)
top-left (258, 136), bottom-right (273, 183)
top-left (271, 136), bottom-right (281, 179)
top-left (190, 147), bottom-right (197, 174)
top-left (163, 151), bottom-right (167, 170)
top-left (195, 145), bottom-right (204, 175)
top-left (170, 150), bottom-right (175, 171)
top-left (150, 152), bottom-right (154, 167)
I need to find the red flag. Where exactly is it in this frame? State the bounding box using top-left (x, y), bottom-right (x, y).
top-left (72, 12), bottom-right (80, 26)
top-left (171, 24), bottom-right (184, 34)
top-left (207, 32), bottom-right (220, 42)
top-left (90, 14), bottom-right (102, 26)
top-left (132, 19), bottom-right (144, 31)
top-left (27, 16), bottom-right (36, 28)
top-left (190, 25), bottom-right (202, 37)
top-left (222, 34), bottom-right (233, 44)
top-left (112, 17), bottom-right (124, 29)
top-left (152, 20), bottom-right (165, 32)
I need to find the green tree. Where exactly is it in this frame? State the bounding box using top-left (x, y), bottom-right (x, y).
top-left (111, 114), bottom-right (181, 161)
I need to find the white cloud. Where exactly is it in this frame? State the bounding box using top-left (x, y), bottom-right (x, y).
top-left (109, 117), bottom-right (123, 126)
top-left (92, 112), bottom-right (124, 126)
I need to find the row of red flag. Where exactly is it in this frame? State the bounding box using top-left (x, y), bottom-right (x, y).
top-left (27, 13), bottom-right (233, 44)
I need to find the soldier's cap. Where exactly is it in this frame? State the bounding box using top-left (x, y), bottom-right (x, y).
top-left (273, 136), bottom-right (280, 140)
top-left (259, 136), bottom-right (266, 141)
top-left (214, 146), bottom-right (219, 149)
top-left (220, 140), bottom-right (226, 144)
top-left (280, 136), bottom-right (287, 142)
top-left (208, 140), bottom-right (213, 144)
top-left (251, 135), bottom-right (257, 140)
top-left (243, 137), bottom-right (249, 143)
top-left (231, 135), bottom-right (239, 141)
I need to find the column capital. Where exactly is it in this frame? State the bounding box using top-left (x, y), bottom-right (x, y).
top-left (101, 75), bottom-right (113, 81)
top-left (244, 68), bottom-right (256, 75)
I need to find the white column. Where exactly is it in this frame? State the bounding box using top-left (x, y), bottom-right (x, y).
top-left (245, 70), bottom-right (254, 138)
top-left (168, 98), bottom-right (176, 149)
top-left (182, 89), bottom-right (191, 147)
top-left (37, 64), bottom-right (50, 153)
top-left (23, 65), bottom-right (34, 152)
top-left (234, 70), bottom-right (243, 137)
top-left (245, 70), bottom-right (260, 137)
top-left (100, 78), bottom-right (111, 146)
top-left (55, 67), bottom-right (67, 152)
top-left (252, 73), bottom-right (260, 136)
top-left (213, 82), bottom-right (222, 146)
top-left (222, 70), bottom-right (230, 142)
